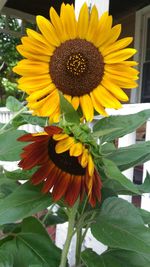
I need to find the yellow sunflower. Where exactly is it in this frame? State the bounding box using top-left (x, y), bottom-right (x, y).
top-left (13, 3), bottom-right (138, 122)
top-left (18, 126), bottom-right (102, 207)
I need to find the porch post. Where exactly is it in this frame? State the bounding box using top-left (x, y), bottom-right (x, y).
top-left (75, 0), bottom-right (110, 18)
top-left (0, 0), bottom-right (7, 11)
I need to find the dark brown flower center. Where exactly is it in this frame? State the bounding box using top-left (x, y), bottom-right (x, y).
top-left (48, 138), bottom-right (86, 175)
top-left (49, 39), bottom-right (104, 97)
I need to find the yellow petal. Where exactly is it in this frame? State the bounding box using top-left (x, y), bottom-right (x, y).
top-left (27, 29), bottom-right (49, 45)
top-left (80, 94), bottom-right (94, 122)
top-left (121, 60), bottom-right (138, 67)
top-left (88, 154), bottom-right (94, 177)
top-left (101, 37), bottom-right (133, 56)
top-left (53, 133), bottom-right (69, 141)
top-left (71, 96), bottom-right (79, 110)
top-left (90, 90), bottom-right (108, 116)
top-left (105, 64), bottom-right (139, 76)
top-left (64, 94), bottom-right (72, 103)
top-left (86, 5), bottom-right (99, 43)
top-left (13, 61), bottom-right (49, 76)
top-left (49, 106), bottom-right (60, 123)
top-left (40, 90), bottom-right (59, 116)
top-left (21, 36), bottom-right (55, 56)
top-left (50, 7), bottom-right (67, 42)
top-left (27, 94), bottom-right (50, 110)
top-left (100, 24), bottom-right (121, 49)
top-left (80, 149), bottom-right (89, 168)
top-left (104, 48), bottom-right (137, 63)
top-left (18, 78), bottom-right (51, 91)
top-left (18, 74), bottom-right (50, 84)
top-left (92, 85), bottom-right (122, 109)
top-left (77, 3), bottom-right (89, 38)
top-left (104, 72), bottom-right (138, 84)
top-left (69, 142), bottom-right (83, 157)
top-left (16, 45), bottom-right (50, 62)
top-left (101, 78), bottom-right (129, 101)
top-left (36, 15), bottom-right (60, 47)
top-left (60, 4), bottom-right (77, 39)
top-left (26, 84), bottom-right (55, 102)
top-left (94, 13), bottom-right (113, 47)
top-left (107, 78), bottom-right (138, 89)
top-left (105, 65), bottom-right (139, 80)
top-left (55, 137), bottom-right (75, 154)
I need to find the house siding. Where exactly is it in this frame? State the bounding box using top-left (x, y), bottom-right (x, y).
top-left (114, 12), bottom-right (136, 100)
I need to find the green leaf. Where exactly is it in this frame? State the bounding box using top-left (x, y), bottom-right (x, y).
top-left (43, 208), bottom-right (68, 226)
top-left (4, 168), bottom-right (37, 181)
top-left (0, 176), bottom-right (19, 198)
top-left (137, 208), bottom-right (150, 225)
top-left (93, 127), bottom-right (121, 138)
top-left (0, 129), bottom-right (26, 161)
top-left (102, 158), bottom-right (139, 194)
top-left (0, 248), bottom-right (13, 267)
top-left (91, 197), bottom-right (150, 255)
top-left (101, 142), bottom-right (116, 154)
top-left (137, 172), bottom-right (150, 193)
top-left (0, 182), bottom-right (52, 225)
top-left (103, 179), bottom-right (137, 196)
top-left (81, 248), bottom-right (150, 267)
top-left (93, 110), bottom-right (150, 142)
top-left (107, 141), bottom-right (150, 171)
top-left (6, 96), bottom-right (24, 112)
top-left (1, 217), bottom-right (61, 267)
top-left (16, 113), bottom-right (47, 127)
top-left (11, 113), bottom-right (47, 129)
top-left (59, 92), bottom-right (80, 124)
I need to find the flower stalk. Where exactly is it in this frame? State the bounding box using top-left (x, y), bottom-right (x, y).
top-left (59, 199), bottom-right (79, 267)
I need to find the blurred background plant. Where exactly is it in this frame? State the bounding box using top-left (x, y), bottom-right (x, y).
top-left (0, 14), bottom-right (25, 106)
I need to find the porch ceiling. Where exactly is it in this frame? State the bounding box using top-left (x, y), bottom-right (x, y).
top-left (4, 0), bottom-right (150, 18)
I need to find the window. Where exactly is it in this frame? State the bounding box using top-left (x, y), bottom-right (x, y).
top-left (133, 5), bottom-right (150, 103)
top-left (141, 17), bottom-right (150, 102)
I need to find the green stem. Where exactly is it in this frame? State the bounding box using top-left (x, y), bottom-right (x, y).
top-left (59, 199), bottom-right (79, 267)
top-left (75, 228), bottom-right (82, 266)
top-left (0, 106), bottom-right (27, 134)
top-left (81, 211), bottom-right (97, 243)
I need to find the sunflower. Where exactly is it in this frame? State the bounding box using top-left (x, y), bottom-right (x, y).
top-left (13, 3), bottom-right (138, 122)
top-left (18, 126), bottom-right (102, 207)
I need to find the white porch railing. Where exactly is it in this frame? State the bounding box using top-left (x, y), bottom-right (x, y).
top-left (0, 103), bottom-right (150, 266)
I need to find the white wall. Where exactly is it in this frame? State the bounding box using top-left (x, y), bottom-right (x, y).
top-left (75, 0), bottom-right (110, 18)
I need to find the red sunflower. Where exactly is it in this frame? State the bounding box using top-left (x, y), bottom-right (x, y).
top-left (18, 126), bottom-right (102, 207)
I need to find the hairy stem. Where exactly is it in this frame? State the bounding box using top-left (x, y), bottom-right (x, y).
top-left (59, 199), bottom-right (79, 267)
top-left (75, 228), bottom-right (82, 266)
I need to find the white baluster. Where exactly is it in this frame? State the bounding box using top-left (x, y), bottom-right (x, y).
top-left (141, 118), bottom-right (150, 211)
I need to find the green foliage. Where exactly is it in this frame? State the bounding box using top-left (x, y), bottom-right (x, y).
top-left (0, 217), bottom-right (61, 267)
top-left (102, 158), bottom-right (139, 194)
top-left (0, 182), bottom-right (52, 225)
top-left (0, 129), bottom-right (26, 161)
top-left (0, 15), bottom-right (23, 106)
top-left (137, 208), bottom-right (150, 225)
top-left (0, 172), bottom-right (19, 199)
top-left (0, 248), bottom-right (13, 267)
top-left (6, 96), bottom-right (24, 112)
top-left (107, 141), bottom-right (150, 171)
top-left (59, 92), bottom-right (80, 124)
top-left (91, 197), bottom-right (150, 255)
top-left (82, 248), bottom-right (150, 267)
top-left (93, 109), bottom-right (150, 142)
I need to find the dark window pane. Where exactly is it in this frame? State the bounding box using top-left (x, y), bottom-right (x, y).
top-left (141, 62), bottom-right (150, 102)
top-left (146, 18), bottom-right (150, 61)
